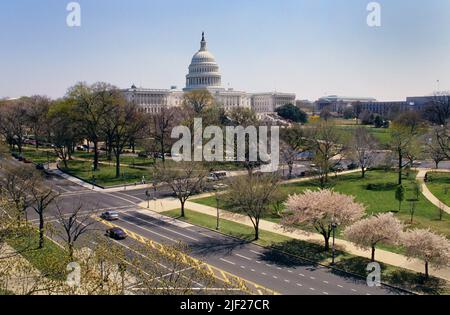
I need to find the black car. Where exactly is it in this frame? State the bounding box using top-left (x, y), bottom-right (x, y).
top-left (106, 227), bottom-right (128, 240)
top-left (36, 163), bottom-right (45, 170)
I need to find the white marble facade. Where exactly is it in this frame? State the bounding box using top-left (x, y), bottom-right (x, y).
top-left (123, 33), bottom-right (295, 114)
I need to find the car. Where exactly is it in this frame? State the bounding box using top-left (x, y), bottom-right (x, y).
top-left (100, 211), bottom-right (119, 221)
top-left (106, 227), bottom-right (127, 240)
top-left (347, 162), bottom-right (358, 170)
top-left (36, 163), bottom-right (45, 170)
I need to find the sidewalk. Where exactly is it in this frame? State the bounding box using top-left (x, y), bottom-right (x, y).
top-left (417, 168), bottom-right (450, 215)
top-left (139, 196), bottom-right (450, 282)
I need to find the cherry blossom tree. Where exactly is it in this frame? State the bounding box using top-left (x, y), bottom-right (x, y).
top-left (282, 190), bottom-right (365, 250)
top-left (344, 213), bottom-right (403, 262)
top-left (402, 229), bottom-right (450, 279)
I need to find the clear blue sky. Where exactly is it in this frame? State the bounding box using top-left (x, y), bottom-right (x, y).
top-left (1, 0), bottom-right (449, 101)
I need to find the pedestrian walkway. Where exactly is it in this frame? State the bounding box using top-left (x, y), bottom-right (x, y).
top-left (417, 169), bottom-right (450, 215)
top-left (139, 196), bottom-right (450, 282)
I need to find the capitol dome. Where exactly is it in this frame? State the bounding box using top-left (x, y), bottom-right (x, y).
top-left (185, 32), bottom-right (222, 91)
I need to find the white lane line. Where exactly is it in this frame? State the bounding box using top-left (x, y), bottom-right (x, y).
top-left (310, 288), bottom-right (316, 291)
top-left (255, 261), bottom-right (262, 264)
top-left (235, 254), bottom-right (252, 261)
top-left (262, 272), bottom-right (267, 276)
top-left (240, 266), bottom-right (246, 269)
top-left (124, 214), bottom-right (199, 242)
top-left (351, 289), bottom-right (357, 292)
top-left (296, 283), bottom-right (303, 287)
top-left (250, 250), bottom-right (262, 255)
top-left (251, 269), bottom-right (256, 272)
top-left (287, 270), bottom-right (293, 273)
top-left (284, 280), bottom-right (290, 283)
top-left (277, 267), bottom-right (282, 270)
top-left (219, 258), bottom-right (236, 266)
top-left (299, 273), bottom-right (305, 277)
top-left (118, 217), bottom-right (176, 242)
top-left (323, 280), bottom-right (329, 284)
top-left (337, 285), bottom-right (343, 288)
top-left (273, 276), bottom-right (278, 279)
top-left (310, 276), bottom-right (316, 280)
top-left (323, 292), bottom-right (329, 295)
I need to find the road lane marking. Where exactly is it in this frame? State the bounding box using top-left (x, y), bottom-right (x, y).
top-left (310, 288), bottom-right (316, 291)
top-left (219, 258), bottom-right (236, 266)
top-left (235, 254), bottom-right (252, 261)
top-left (94, 216), bottom-right (279, 295)
top-left (118, 217), bottom-right (176, 243)
top-left (296, 283), bottom-right (303, 287)
top-left (337, 285), bottom-right (343, 288)
top-left (299, 273), bottom-right (305, 277)
top-left (124, 213), bottom-right (199, 241)
top-left (323, 281), bottom-right (329, 284)
top-left (250, 250), bottom-right (262, 255)
top-left (323, 292), bottom-right (329, 295)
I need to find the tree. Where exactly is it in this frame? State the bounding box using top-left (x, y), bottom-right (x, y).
top-left (395, 185), bottom-right (405, 212)
top-left (224, 174), bottom-right (280, 240)
top-left (308, 122), bottom-right (346, 187)
top-left (275, 104), bottom-right (307, 123)
top-left (30, 186), bottom-right (59, 248)
top-left (319, 107), bottom-right (332, 121)
top-left (390, 112), bottom-right (426, 185)
top-left (154, 162), bottom-right (208, 217)
top-left (1, 165), bottom-right (37, 224)
top-left (402, 229), bottom-right (450, 279)
top-left (283, 189), bottom-right (365, 250)
top-left (109, 101), bottom-right (147, 178)
top-left (47, 99), bottom-right (81, 167)
top-left (0, 99), bottom-right (29, 154)
top-left (55, 203), bottom-right (96, 260)
top-left (423, 93), bottom-right (450, 125)
top-left (280, 141), bottom-right (297, 179)
top-left (344, 213), bottom-right (404, 262)
top-left (67, 82), bottom-right (117, 171)
top-left (149, 106), bottom-right (178, 163)
top-left (425, 127), bottom-right (447, 169)
top-left (183, 90), bottom-right (214, 115)
top-left (25, 95), bottom-right (51, 149)
top-left (408, 200), bottom-right (417, 224)
top-left (348, 127), bottom-right (378, 178)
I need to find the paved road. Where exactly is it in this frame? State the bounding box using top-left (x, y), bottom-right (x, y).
top-left (1, 159), bottom-right (406, 295)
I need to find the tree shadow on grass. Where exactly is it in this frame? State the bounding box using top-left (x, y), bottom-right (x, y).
top-left (333, 256), bottom-right (449, 295)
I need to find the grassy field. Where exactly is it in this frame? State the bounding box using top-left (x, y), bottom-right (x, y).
top-left (12, 147), bottom-right (58, 164)
top-left (336, 124), bottom-right (391, 146)
top-left (193, 170), bottom-right (450, 239)
top-left (59, 160), bottom-right (151, 187)
top-left (162, 209), bottom-right (449, 294)
top-left (6, 228), bottom-right (69, 281)
top-left (426, 172), bottom-right (450, 207)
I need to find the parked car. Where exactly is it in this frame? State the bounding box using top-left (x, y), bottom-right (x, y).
top-left (100, 211), bottom-right (119, 221)
top-left (36, 163), bottom-right (45, 170)
top-left (347, 162), bottom-right (358, 170)
top-left (207, 171), bottom-right (227, 181)
top-left (106, 227), bottom-right (127, 240)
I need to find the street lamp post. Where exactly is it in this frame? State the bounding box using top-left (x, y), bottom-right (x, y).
top-left (215, 189), bottom-right (220, 230)
top-left (331, 222), bottom-right (337, 265)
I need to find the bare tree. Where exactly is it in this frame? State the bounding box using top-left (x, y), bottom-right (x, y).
top-left (55, 203), bottom-right (96, 260)
top-left (30, 186), bottom-right (59, 248)
top-left (154, 162), bottom-right (208, 217)
top-left (348, 127), bottom-right (378, 178)
top-left (149, 106), bottom-right (177, 163)
top-left (25, 95), bottom-right (51, 149)
top-left (224, 174), bottom-right (280, 240)
top-left (183, 90), bottom-right (214, 115)
top-left (280, 141), bottom-right (297, 179)
top-left (345, 213), bottom-right (404, 262)
top-left (425, 127), bottom-right (447, 169)
top-left (0, 99), bottom-right (29, 154)
top-left (307, 122), bottom-right (346, 187)
top-left (423, 93), bottom-right (450, 125)
top-left (390, 112), bottom-right (426, 185)
top-left (283, 189), bottom-right (365, 250)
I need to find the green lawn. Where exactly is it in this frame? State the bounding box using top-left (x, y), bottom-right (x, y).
top-left (59, 160), bottom-right (151, 187)
top-left (336, 124), bottom-right (392, 146)
top-left (12, 147), bottom-right (58, 164)
top-left (162, 209), bottom-right (450, 294)
top-left (193, 170), bottom-right (450, 239)
top-left (426, 172), bottom-right (450, 207)
top-left (6, 228), bottom-right (69, 281)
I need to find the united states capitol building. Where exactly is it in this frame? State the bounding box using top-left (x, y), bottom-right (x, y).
top-left (123, 33), bottom-right (296, 115)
